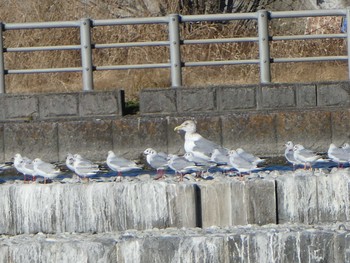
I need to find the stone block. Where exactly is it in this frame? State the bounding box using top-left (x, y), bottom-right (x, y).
top-left (246, 179), bottom-right (276, 225)
top-left (317, 82), bottom-right (350, 107)
top-left (177, 87), bottom-right (216, 113)
top-left (275, 110), bottom-right (332, 153)
top-left (276, 174), bottom-right (318, 224)
top-left (330, 109), bottom-right (350, 145)
top-left (3, 94), bottom-right (39, 120)
top-left (168, 116), bottom-right (222, 156)
top-left (4, 122), bottom-right (58, 162)
top-left (317, 172), bottom-right (350, 223)
top-left (112, 117), bottom-right (168, 159)
top-left (79, 90), bottom-right (124, 117)
top-left (58, 119), bottom-right (113, 161)
top-left (140, 88), bottom-right (177, 114)
top-left (260, 84), bottom-right (296, 109)
top-left (199, 182), bottom-right (233, 227)
top-left (218, 85), bottom-right (256, 111)
top-left (221, 113), bottom-right (277, 156)
top-left (230, 180), bottom-right (248, 225)
top-left (0, 96), bottom-right (4, 121)
top-left (39, 93), bottom-right (78, 119)
top-left (0, 124), bottom-right (3, 163)
top-left (299, 230), bottom-right (335, 263)
top-left (0, 182), bottom-right (197, 235)
top-left (296, 84), bottom-right (317, 107)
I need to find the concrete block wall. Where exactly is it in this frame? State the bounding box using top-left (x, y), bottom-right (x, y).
top-left (0, 81), bottom-right (348, 162)
top-left (0, 90), bottom-right (124, 121)
top-left (0, 108), bottom-right (349, 163)
top-left (140, 81), bottom-right (350, 114)
top-left (1, 172), bottom-right (350, 235)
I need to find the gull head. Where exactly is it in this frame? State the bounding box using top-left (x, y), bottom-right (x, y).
top-left (174, 120), bottom-right (196, 133)
top-left (33, 158), bottom-right (42, 164)
top-left (285, 141), bottom-right (294, 149)
top-left (342, 143), bottom-right (350, 150)
top-left (293, 144), bottom-right (304, 152)
top-left (143, 148), bottom-right (156, 155)
top-left (107, 151), bottom-right (116, 158)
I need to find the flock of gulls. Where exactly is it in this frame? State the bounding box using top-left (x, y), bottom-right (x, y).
top-left (6, 120), bottom-right (350, 183)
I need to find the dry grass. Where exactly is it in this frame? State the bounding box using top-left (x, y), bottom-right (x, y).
top-left (0, 1), bottom-right (348, 100)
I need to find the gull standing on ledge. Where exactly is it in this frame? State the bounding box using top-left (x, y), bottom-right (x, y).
top-left (14, 153), bottom-right (36, 182)
top-left (328, 143), bottom-right (350, 168)
top-left (228, 150), bottom-right (260, 176)
top-left (284, 141), bottom-right (300, 170)
top-left (107, 151), bottom-right (142, 180)
top-left (33, 158), bottom-right (61, 184)
top-left (293, 144), bottom-right (321, 170)
top-left (143, 148), bottom-right (169, 179)
top-left (174, 120), bottom-right (228, 161)
top-left (73, 154), bottom-right (100, 181)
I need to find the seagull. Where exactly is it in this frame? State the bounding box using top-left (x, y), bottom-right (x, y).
top-left (228, 150), bottom-right (260, 176)
top-left (284, 141), bottom-right (300, 170)
top-left (342, 143), bottom-right (350, 156)
top-left (174, 120), bottom-right (228, 161)
top-left (65, 153), bottom-right (75, 172)
top-left (13, 153), bottom-right (36, 182)
top-left (183, 152), bottom-right (215, 176)
top-left (328, 143), bottom-right (350, 167)
top-left (33, 158), bottom-right (61, 184)
top-left (106, 151), bottom-right (142, 179)
top-left (293, 144), bottom-right (321, 170)
top-left (143, 148), bottom-right (168, 179)
top-left (73, 154), bottom-right (100, 180)
top-left (236, 148), bottom-right (265, 166)
top-left (167, 154), bottom-right (198, 181)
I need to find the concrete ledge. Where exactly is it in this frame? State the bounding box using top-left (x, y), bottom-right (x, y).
top-left (0, 90), bottom-right (125, 121)
top-left (0, 224), bottom-right (348, 263)
top-left (140, 81), bottom-right (350, 115)
top-left (0, 182), bottom-right (197, 235)
top-left (0, 108), bottom-right (348, 162)
top-left (199, 179), bottom-right (276, 227)
top-left (0, 172), bottom-right (350, 235)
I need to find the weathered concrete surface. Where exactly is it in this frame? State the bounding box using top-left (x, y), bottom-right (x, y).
top-left (0, 90), bottom-right (124, 121)
top-left (199, 179), bottom-right (276, 227)
top-left (4, 122), bottom-right (59, 162)
top-left (276, 170), bottom-right (350, 225)
top-left (0, 108), bottom-right (348, 162)
top-left (0, 182), bottom-right (197, 235)
top-left (0, 81), bottom-right (349, 162)
top-left (0, 170), bottom-right (350, 235)
top-left (58, 120), bottom-right (113, 161)
top-left (140, 81), bottom-right (350, 115)
top-left (1, 224), bottom-right (349, 263)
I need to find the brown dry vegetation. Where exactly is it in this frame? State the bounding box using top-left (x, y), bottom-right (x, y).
top-left (0, 1), bottom-right (348, 100)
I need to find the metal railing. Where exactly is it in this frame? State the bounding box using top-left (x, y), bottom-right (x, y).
top-left (0, 8), bottom-right (349, 93)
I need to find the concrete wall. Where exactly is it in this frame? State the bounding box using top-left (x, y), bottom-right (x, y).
top-left (1, 224), bottom-right (349, 263)
top-left (0, 171), bottom-right (349, 235)
top-left (140, 82), bottom-right (350, 115)
top-left (0, 81), bottom-right (349, 162)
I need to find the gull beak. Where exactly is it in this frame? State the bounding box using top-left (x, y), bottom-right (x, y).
top-left (174, 125), bottom-right (182, 132)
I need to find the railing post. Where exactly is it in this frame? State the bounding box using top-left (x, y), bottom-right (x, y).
top-left (257, 10), bottom-right (271, 84)
top-left (347, 7), bottom-right (350, 81)
top-left (80, 18), bottom-right (94, 91)
top-left (0, 22), bottom-right (5, 93)
top-left (168, 14), bottom-right (182, 87)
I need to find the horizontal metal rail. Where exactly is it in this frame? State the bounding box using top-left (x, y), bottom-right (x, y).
top-left (94, 41), bottom-right (170, 49)
top-left (95, 63), bottom-right (170, 71)
top-left (0, 7), bottom-right (349, 93)
top-left (7, 67), bottom-right (82, 74)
